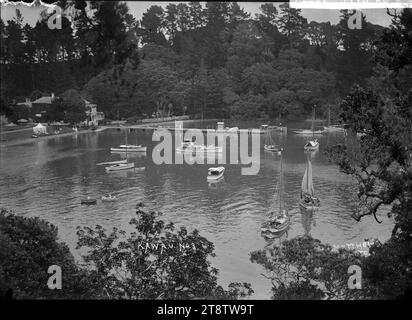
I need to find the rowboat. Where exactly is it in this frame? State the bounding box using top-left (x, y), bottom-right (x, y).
top-left (207, 167), bottom-right (225, 181)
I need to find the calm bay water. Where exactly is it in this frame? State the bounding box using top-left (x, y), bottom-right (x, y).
top-left (0, 120), bottom-right (393, 299)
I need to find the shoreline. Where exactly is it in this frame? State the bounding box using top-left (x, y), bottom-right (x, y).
top-left (0, 119), bottom-right (220, 148)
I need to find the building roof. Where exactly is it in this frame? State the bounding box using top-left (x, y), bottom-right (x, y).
top-left (32, 96), bottom-right (53, 104)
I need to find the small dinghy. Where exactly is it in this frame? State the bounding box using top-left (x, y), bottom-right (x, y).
top-left (207, 167), bottom-right (225, 181)
top-left (101, 194), bottom-right (117, 202)
top-left (31, 134), bottom-right (38, 138)
top-left (261, 210), bottom-right (290, 235)
top-left (81, 196), bottom-right (97, 205)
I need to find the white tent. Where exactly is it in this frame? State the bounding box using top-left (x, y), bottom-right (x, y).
top-left (33, 123), bottom-right (47, 135)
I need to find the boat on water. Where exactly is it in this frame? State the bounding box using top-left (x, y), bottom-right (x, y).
top-left (101, 194), bottom-right (117, 202)
top-left (106, 128), bottom-right (137, 172)
top-left (268, 111), bottom-right (287, 132)
top-left (110, 144), bottom-right (147, 152)
top-left (324, 125), bottom-right (345, 132)
top-left (294, 105), bottom-right (325, 136)
top-left (96, 159), bottom-right (128, 166)
top-left (81, 197), bottom-right (97, 205)
top-left (261, 149), bottom-right (290, 236)
top-left (105, 162), bottom-right (135, 172)
top-left (293, 129), bottom-right (325, 135)
top-left (31, 134), bottom-right (38, 138)
top-left (261, 211), bottom-right (290, 234)
top-left (324, 106), bottom-right (345, 133)
top-left (111, 127), bottom-right (147, 152)
top-left (299, 154), bottom-right (320, 210)
top-left (303, 105), bottom-right (321, 151)
top-left (177, 139), bottom-right (223, 153)
top-left (268, 125), bottom-right (287, 132)
top-left (264, 144), bottom-right (280, 152)
top-left (176, 139), bottom-right (195, 153)
top-left (263, 129), bottom-right (280, 152)
top-left (207, 167), bottom-right (225, 181)
top-left (195, 145), bottom-right (223, 153)
top-left (304, 139), bottom-right (319, 151)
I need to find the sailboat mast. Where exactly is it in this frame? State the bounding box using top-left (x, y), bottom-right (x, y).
top-left (125, 128), bottom-right (128, 160)
top-left (306, 155), bottom-right (309, 192)
top-left (312, 105), bottom-right (316, 138)
top-left (327, 105), bottom-right (331, 127)
top-left (279, 150), bottom-right (283, 212)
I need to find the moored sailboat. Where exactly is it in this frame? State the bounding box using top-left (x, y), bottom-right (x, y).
top-left (324, 105), bottom-right (345, 133)
top-left (303, 105), bottom-right (321, 151)
top-left (261, 149), bottom-right (290, 236)
top-left (110, 144), bottom-right (147, 152)
top-left (106, 128), bottom-right (135, 172)
top-left (110, 128), bottom-right (147, 152)
top-left (299, 154), bottom-right (320, 210)
top-left (263, 128), bottom-right (280, 152)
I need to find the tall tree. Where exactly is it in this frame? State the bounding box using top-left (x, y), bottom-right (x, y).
top-left (139, 5), bottom-right (167, 46)
top-left (277, 3), bottom-right (308, 48)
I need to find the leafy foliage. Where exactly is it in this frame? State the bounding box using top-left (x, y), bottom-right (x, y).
top-left (76, 203), bottom-right (253, 299)
top-left (0, 204), bottom-right (253, 300)
top-left (251, 236), bottom-right (366, 300)
top-left (0, 208), bottom-right (93, 299)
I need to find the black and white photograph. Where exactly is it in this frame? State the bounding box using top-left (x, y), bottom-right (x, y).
top-left (0, 0), bottom-right (411, 308)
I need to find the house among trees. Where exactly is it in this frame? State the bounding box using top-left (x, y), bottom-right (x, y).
top-left (83, 99), bottom-right (104, 126)
top-left (15, 92), bottom-right (104, 126)
top-left (31, 93), bottom-right (55, 118)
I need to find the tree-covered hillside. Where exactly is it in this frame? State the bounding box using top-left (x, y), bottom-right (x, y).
top-left (0, 1), bottom-right (384, 121)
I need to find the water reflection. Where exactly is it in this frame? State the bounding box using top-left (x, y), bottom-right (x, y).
top-left (300, 207), bottom-right (316, 236)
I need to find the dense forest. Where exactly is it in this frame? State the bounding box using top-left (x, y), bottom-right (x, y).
top-left (1, 1), bottom-right (384, 121)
